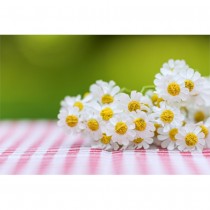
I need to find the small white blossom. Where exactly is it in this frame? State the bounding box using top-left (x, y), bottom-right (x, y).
top-left (106, 113), bottom-right (136, 146)
top-left (61, 94), bottom-right (93, 112)
top-left (157, 126), bottom-right (181, 150)
top-left (152, 102), bottom-right (184, 132)
top-left (90, 80), bottom-right (120, 105)
top-left (57, 107), bottom-right (83, 135)
top-left (196, 118), bottom-right (210, 148)
top-left (160, 59), bottom-right (189, 76)
top-left (81, 111), bottom-right (104, 141)
top-left (116, 91), bottom-right (151, 113)
top-left (176, 124), bottom-right (205, 152)
top-left (154, 73), bottom-right (189, 103)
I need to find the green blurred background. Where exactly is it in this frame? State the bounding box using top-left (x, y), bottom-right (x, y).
top-left (0, 35), bottom-right (210, 119)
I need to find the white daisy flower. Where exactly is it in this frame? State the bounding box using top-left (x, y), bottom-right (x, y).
top-left (154, 73), bottom-right (189, 103)
top-left (152, 123), bottom-right (162, 146)
top-left (127, 134), bottom-right (154, 150)
top-left (130, 110), bottom-right (155, 138)
top-left (90, 101), bottom-right (123, 121)
top-left (196, 118), bottom-right (210, 148)
top-left (81, 111), bottom-right (104, 141)
top-left (176, 124), bottom-right (205, 152)
top-left (141, 95), bottom-right (153, 112)
top-left (91, 133), bottom-right (120, 151)
top-left (189, 77), bottom-right (210, 107)
top-left (106, 113), bottom-right (136, 146)
top-left (187, 106), bottom-right (210, 123)
top-left (90, 80), bottom-right (120, 105)
top-left (152, 102), bottom-right (184, 132)
top-left (157, 126), bottom-right (180, 150)
top-left (127, 110), bottom-right (155, 149)
top-left (116, 91), bottom-right (150, 113)
top-left (179, 68), bottom-right (203, 96)
top-left (160, 59), bottom-right (188, 76)
top-left (57, 107), bottom-right (82, 134)
top-left (61, 94), bottom-right (93, 112)
top-left (145, 89), bottom-right (164, 107)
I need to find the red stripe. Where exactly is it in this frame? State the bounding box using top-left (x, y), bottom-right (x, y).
top-left (36, 132), bottom-right (67, 174)
top-left (62, 138), bottom-right (84, 174)
top-left (88, 148), bottom-right (102, 174)
top-left (157, 149), bottom-right (175, 175)
top-left (180, 152), bottom-right (201, 174)
top-left (11, 122), bottom-right (53, 174)
top-left (112, 150), bottom-right (123, 174)
top-left (135, 149), bottom-right (148, 175)
top-left (0, 123), bottom-right (35, 167)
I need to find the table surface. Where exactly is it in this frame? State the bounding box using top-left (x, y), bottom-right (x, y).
top-left (0, 120), bottom-right (210, 175)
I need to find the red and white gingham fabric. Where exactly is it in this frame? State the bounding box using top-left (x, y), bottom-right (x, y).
top-left (0, 120), bottom-right (210, 175)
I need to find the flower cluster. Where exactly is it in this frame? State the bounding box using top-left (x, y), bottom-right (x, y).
top-left (57, 59), bottom-right (210, 152)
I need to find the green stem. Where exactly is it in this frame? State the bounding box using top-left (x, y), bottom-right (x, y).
top-left (121, 85), bottom-right (155, 95)
top-left (121, 87), bottom-right (132, 94)
top-left (140, 85), bottom-right (155, 94)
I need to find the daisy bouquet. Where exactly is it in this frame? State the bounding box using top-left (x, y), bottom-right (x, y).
top-left (57, 59), bottom-right (210, 152)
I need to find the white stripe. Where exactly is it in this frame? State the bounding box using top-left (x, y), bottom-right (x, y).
top-left (46, 134), bottom-right (82, 174)
top-left (0, 121), bottom-right (31, 153)
top-left (0, 122), bottom-right (48, 174)
top-left (97, 150), bottom-right (113, 174)
top-left (21, 126), bottom-right (62, 174)
top-left (191, 153), bottom-right (210, 174)
top-left (0, 121), bottom-right (14, 139)
top-left (122, 151), bottom-right (138, 174)
top-left (146, 150), bottom-right (166, 174)
top-left (168, 151), bottom-right (191, 174)
top-left (71, 148), bottom-right (91, 175)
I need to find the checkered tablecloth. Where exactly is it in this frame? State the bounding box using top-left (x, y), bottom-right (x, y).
top-left (0, 120), bottom-right (210, 174)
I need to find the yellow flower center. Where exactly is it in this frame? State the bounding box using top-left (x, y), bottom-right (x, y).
top-left (194, 111), bottom-right (205, 123)
top-left (115, 122), bottom-right (128, 135)
top-left (134, 118), bottom-right (147, 131)
top-left (185, 133), bottom-right (198, 146)
top-left (66, 115), bottom-right (78, 127)
top-left (154, 123), bottom-right (161, 137)
top-left (133, 137), bottom-right (144, 144)
top-left (128, 100), bottom-right (140, 112)
top-left (87, 119), bottom-right (99, 131)
top-left (200, 125), bottom-right (209, 138)
top-left (169, 128), bottom-right (178, 141)
top-left (160, 110), bottom-right (174, 123)
top-left (151, 93), bottom-right (164, 107)
top-left (73, 101), bottom-right (84, 111)
top-left (101, 94), bottom-right (114, 104)
top-left (100, 133), bottom-right (112, 144)
top-left (185, 80), bottom-right (194, 92)
top-left (167, 82), bottom-right (181, 96)
top-left (100, 107), bottom-right (113, 121)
